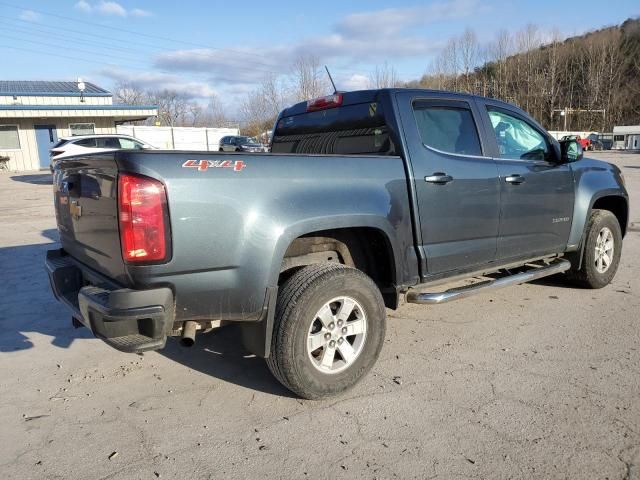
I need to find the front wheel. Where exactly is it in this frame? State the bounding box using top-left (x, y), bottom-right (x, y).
top-left (567, 209), bottom-right (622, 288)
top-left (266, 263), bottom-right (386, 399)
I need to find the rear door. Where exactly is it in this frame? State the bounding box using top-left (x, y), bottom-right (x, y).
top-left (479, 102), bottom-right (574, 260)
top-left (396, 92), bottom-right (500, 275)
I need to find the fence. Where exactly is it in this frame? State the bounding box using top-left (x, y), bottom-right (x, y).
top-left (116, 126), bottom-right (240, 151)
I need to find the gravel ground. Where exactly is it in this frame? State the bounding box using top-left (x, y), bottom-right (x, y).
top-left (0, 151), bottom-right (638, 480)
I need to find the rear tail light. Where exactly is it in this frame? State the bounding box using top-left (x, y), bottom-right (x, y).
top-left (306, 93), bottom-right (343, 112)
top-left (118, 173), bottom-right (170, 263)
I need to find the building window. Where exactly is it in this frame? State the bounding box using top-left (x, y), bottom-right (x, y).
top-left (613, 135), bottom-right (625, 142)
top-left (0, 125), bottom-right (20, 150)
top-left (69, 123), bottom-right (95, 136)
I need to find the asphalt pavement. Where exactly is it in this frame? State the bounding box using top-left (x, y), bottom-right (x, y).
top-left (0, 151), bottom-right (638, 479)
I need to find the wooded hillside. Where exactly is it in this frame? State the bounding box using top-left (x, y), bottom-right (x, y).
top-left (410, 18), bottom-right (640, 131)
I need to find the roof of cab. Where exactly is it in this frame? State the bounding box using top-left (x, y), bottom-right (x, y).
top-left (278, 88), bottom-right (522, 117)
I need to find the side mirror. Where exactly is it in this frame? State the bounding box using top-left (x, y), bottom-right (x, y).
top-left (559, 139), bottom-right (583, 163)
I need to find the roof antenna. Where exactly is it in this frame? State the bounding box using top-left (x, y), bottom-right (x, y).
top-left (325, 66), bottom-right (338, 94)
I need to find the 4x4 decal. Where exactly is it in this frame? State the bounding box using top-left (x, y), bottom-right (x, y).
top-left (182, 159), bottom-right (246, 172)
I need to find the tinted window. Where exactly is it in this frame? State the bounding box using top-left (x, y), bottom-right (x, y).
top-left (119, 138), bottom-right (144, 149)
top-left (413, 103), bottom-right (482, 156)
top-left (74, 138), bottom-right (97, 147)
top-left (487, 108), bottom-right (550, 161)
top-left (272, 101), bottom-right (394, 155)
top-left (95, 137), bottom-right (120, 148)
top-left (51, 139), bottom-right (69, 149)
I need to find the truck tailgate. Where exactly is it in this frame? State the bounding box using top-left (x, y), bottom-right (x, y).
top-left (53, 153), bottom-right (127, 284)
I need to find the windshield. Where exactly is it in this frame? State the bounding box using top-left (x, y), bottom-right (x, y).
top-left (237, 136), bottom-right (255, 144)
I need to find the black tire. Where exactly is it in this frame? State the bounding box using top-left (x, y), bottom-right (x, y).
top-left (218, 148), bottom-right (223, 152)
top-left (266, 263), bottom-right (386, 399)
top-left (567, 209), bottom-right (622, 288)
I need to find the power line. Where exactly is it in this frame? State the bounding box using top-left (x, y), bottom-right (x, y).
top-left (0, 2), bottom-right (283, 64)
top-left (0, 5), bottom-right (360, 77)
top-left (0, 43), bottom-right (161, 73)
top-left (0, 32), bottom-right (147, 64)
top-left (0, 16), bottom-right (285, 76)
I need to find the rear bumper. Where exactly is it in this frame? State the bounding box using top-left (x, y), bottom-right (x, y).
top-left (46, 249), bottom-right (174, 353)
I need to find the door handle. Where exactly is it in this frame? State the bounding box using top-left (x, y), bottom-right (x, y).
top-left (505, 174), bottom-right (525, 185)
top-left (425, 173), bottom-right (453, 184)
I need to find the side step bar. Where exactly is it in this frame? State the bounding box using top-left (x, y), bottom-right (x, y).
top-left (406, 259), bottom-right (571, 305)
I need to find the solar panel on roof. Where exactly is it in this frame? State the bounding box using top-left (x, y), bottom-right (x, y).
top-left (0, 81), bottom-right (110, 95)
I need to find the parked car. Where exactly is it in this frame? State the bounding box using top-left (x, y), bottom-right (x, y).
top-left (560, 134), bottom-right (591, 150)
top-left (47, 89), bottom-right (628, 399)
top-left (50, 134), bottom-right (155, 164)
top-left (219, 135), bottom-right (267, 152)
top-left (587, 133), bottom-right (609, 151)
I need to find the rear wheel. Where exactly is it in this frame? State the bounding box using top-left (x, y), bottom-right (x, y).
top-left (567, 209), bottom-right (622, 288)
top-left (266, 263), bottom-right (386, 399)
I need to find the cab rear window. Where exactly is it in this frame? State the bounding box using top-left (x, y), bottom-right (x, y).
top-left (271, 102), bottom-right (395, 155)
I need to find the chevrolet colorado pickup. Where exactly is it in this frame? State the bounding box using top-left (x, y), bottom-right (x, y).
top-left (46, 89), bottom-right (629, 399)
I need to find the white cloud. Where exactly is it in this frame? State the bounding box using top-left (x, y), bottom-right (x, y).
top-left (18, 10), bottom-right (42, 22)
top-left (75, 1), bottom-right (152, 18)
top-left (97, 1), bottom-right (127, 16)
top-left (152, 0), bottom-right (476, 83)
top-left (74, 0), bottom-right (93, 13)
top-left (100, 68), bottom-right (218, 99)
top-left (337, 0), bottom-right (480, 38)
top-left (130, 8), bottom-right (152, 17)
top-left (341, 74), bottom-right (370, 91)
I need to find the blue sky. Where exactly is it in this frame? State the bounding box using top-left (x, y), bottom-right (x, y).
top-left (1, 0), bottom-right (639, 115)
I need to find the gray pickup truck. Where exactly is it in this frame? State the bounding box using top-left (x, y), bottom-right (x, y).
top-left (47, 89), bottom-right (629, 399)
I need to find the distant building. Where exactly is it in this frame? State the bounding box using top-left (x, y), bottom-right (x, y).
top-left (0, 80), bottom-right (157, 171)
top-left (612, 125), bottom-right (640, 150)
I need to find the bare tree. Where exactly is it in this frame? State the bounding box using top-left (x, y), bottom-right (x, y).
top-left (240, 74), bottom-right (287, 136)
top-left (369, 62), bottom-right (401, 88)
top-left (459, 28), bottom-right (479, 92)
top-left (205, 94), bottom-right (229, 127)
top-left (148, 90), bottom-right (191, 127)
top-left (113, 81), bottom-right (148, 105)
top-left (291, 55), bottom-right (329, 101)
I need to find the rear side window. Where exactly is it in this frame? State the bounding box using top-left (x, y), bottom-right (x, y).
top-left (119, 138), bottom-right (143, 149)
top-left (271, 101), bottom-right (395, 155)
top-left (75, 138), bottom-right (97, 147)
top-left (413, 102), bottom-right (482, 156)
top-left (96, 137), bottom-right (120, 148)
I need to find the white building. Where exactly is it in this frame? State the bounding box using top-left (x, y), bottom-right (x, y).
top-left (0, 80), bottom-right (157, 171)
top-left (612, 125), bottom-right (640, 150)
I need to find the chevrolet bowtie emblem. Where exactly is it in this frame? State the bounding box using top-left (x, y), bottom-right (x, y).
top-left (70, 200), bottom-right (82, 220)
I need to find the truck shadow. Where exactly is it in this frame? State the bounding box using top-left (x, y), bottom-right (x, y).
top-left (10, 173), bottom-right (52, 185)
top-left (0, 229), bottom-right (95, 353)
top-left (159, 326), bottom-right (295, 397)
top-left (0, 229), bottom-right (291, 395)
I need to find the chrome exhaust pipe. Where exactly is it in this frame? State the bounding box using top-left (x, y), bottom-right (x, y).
top-left (180, 321), bottom-right (198, 347)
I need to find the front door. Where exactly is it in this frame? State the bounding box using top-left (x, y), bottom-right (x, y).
top-left (396, 93), bottom-right (500, 275)
top-left (480, 104), bottom-right (574, 260)
top-left (34, 124), bottom-right (58, 169)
